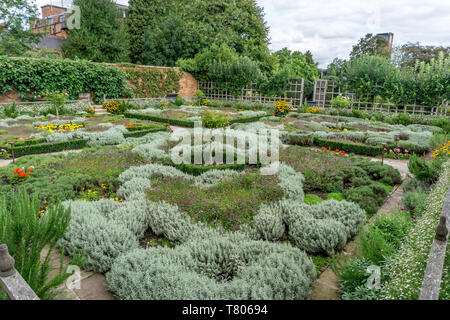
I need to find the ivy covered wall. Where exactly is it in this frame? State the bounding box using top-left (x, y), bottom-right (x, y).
top-left (0, 57), bottom-right (197, 104)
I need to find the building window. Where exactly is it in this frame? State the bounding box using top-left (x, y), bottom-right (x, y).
top-left (60, 15), bottom-right (65, 23)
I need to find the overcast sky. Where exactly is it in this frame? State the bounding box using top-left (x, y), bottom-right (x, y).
top-left (33, 0), bottom-right (450, 68)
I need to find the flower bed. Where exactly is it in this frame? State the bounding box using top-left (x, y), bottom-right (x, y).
top-left (382, 160), bottom-right (450, 299)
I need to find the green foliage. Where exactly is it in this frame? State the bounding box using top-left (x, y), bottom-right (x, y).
top-left (124, 68), bottom-right (182, 98)
top-left (62, 0), bottom-right (129, 63)
top-left (3, 139), bottom-right (87, 158)
top-left (408, 154), bottom-right (444, 185)
top-left (0, 56), bottom-right (129, 103)
top-left (344, 55), bottom-right (400, 100)
top-left (4, 102), bottom-right (19, 118)
top-left (402, 192), bottom-right (427, 217)
top-left (350, 33), bottom-right (391, 59)
top-left (327, 192), bottom-right (345, 201)
top-left (359, 212), bottom-right (412, 265)
top-left (201, 111), bottom-right (229, 128)
top-left (393, 43), bottom-right (450, 69)
top-left (304, 194), bottom-right (324, 205)
top-left (208, 56), bottom-right (263, 94)
top-left (0, 189), bottom-right (71, 299)
top-left (128, 0), bottom-right (271, 69)
top-left (313, 136), bottom-right (385, 156)
top-left (0, 0), bottom-right (41, 56)
top-left (330, 95), bottom-right (351, 109)
top-left (124, 111), bottom-right (195, 127)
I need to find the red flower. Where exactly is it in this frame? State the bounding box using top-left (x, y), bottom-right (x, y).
top-left (28, 168), bottom-right (33, 172)
top-left (18, 172), bottom-right (28, 178)
top-left (340, 152), bottom-right (346, 156)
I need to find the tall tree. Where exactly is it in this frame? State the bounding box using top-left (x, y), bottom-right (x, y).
top-left (62, 0), bottom-right (129, 63)
top-left (0, 0), bottom-right (40, 55)
top-left (128, 0), bottom-right (272, 70)
top-left (392, 42), bottom-right (450, 69)
top-left (273, 48), bottom-right (320, 81)
top-left (350, 33), bottom-right (390, 60)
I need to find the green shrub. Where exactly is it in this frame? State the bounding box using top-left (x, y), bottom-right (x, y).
top-left (0, 56), bottom-right (129, 103)
top-left (285, 132), bottom-right (314, 146)
top-left (355, 160), bottom-right (402, 186)
top-left (304, 194), bottom-right (324, 205)
top-left (313, 137), bottom-right (384, 156)
top-left (335, 257), bottom-right (372, 294)
top-left (344, 185), bottom-right (386, 216)
top-left (201, 111), bottom-right (229, 128)
top-left (9, 140), bottom-right (87, 158)
top-left (358, 226), bottom-right (395, 265)
top-left (330, 96), bottom-right (350, 109)
top-left (124, 112), bottom-right (195, 127)
top-left (327, 192), bottom-right (345, 201)
top-left (408, 154), bottom-right (444, 185)
top-left (402, 192), bottom-right (427, 217)
top-left (0, 189), bottom-right (72, 299)
top-left (4, 103), bottom-right (19, 118)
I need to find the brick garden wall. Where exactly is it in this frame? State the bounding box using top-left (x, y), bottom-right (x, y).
top-left (0, 63), bottom-right (198, 104)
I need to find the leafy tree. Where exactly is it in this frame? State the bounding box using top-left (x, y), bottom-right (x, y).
top-left (176, 43), bottom-right (239, 80)
top-left (392, 42), bottom-right (450, 69)
top-left (0, 0), bottom-right (40, 56)
top-left (350, 33), bottom-right (390, 60)
top-left (129, 0), bottom-right (272, 70)
top-left (273, 48), bottom-right (320, 81)
top-left (344, 55), bottom-right (400, 100)
top-left (62, 0), bottom-right (129, 63)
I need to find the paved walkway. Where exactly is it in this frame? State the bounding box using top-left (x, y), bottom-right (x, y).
top-left (41, 247), bottom-right (115, 300)
top-left (308, 158), bottom-right (410, 300)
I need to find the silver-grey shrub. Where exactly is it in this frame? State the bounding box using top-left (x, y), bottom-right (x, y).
top-left (107, 235), bottom-right (316, 300)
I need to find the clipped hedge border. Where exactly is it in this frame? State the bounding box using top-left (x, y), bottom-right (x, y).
top-left (167, 161), bottom-right (246, 176)
top-left (124, 112), bottom-right (195, 127)
top-left (124, 112), bottom-right (267, 128)
top-left (123, 125), bottom-right (168, 138)
top-left (10, 139), bottom-right (87, 158)
top-left (228, 115), bottom-right (268, 124)
top-left (313, 137), bottom-right (394, 156)
top-left (1, 138), bottom-right (47, 149)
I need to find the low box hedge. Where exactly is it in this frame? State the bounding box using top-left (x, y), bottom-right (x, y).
top-left (313, 137), bottom-right (389, 156)
top-left (123, 125), bottom-right (168, 138)
top-left (169, 161), bottom-right (246, 176)
top-left (9, 139), bottom-right (87, 158)
top-left (1, 138), bottom-right (47, 150)
top-left (125, 112), bottom-right (267, 128)
top-left (228, 115), bottom-right (267, 124)
top-left (124, 112), bottom-right (195, 127)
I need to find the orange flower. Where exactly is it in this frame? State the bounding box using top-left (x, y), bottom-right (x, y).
top-left (18, 172), bottom-right (29, 178)
top-left (28, 168), bottom-right (33, 172)
top-left (340, 152), bottom-right (346, 156)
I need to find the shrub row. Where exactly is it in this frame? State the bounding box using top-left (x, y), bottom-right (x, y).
top-left (313, 136), bottom-right (388, 156)
top-left (8, 139), bottom-right (87, 158)
top-left (170, 162), bottom-right (246, 176)
top-left (124, 112), bottom-right (195, 127)
top-left (124, 112), bottom-right (267, 128)
top-left (123, 126), bottom-right (168, 138)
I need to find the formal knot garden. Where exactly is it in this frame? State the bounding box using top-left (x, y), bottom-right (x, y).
top-left (0, 95), bottom-right (449, 301)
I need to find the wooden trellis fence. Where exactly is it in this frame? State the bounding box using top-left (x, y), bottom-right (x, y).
top-left (198, 79), bottom-right (305, 107)
top-left (313, 79), bottom-right (449, 115)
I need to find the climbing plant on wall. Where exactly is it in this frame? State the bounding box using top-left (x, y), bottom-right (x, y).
top-left (0, 56), bottom-right (130, 104)
top-left (124, 68), bottom-right (182, 98)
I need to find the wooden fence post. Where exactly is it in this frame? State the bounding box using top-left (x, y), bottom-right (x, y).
top-left (0, 244), bottom-right (40, 300)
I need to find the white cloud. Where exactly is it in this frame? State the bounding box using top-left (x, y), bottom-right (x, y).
top-left (31, 0), bottom-right (450, 68)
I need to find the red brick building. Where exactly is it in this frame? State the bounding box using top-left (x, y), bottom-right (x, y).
top-left (31, 3), bottom-right (128, 38)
